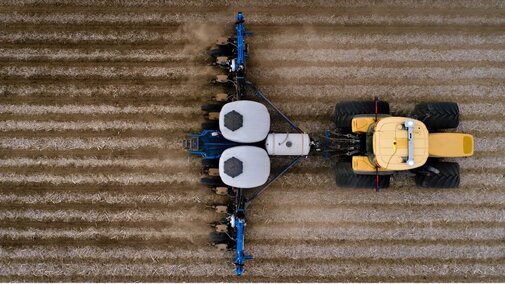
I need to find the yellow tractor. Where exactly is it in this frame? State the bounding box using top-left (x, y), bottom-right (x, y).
top-left (332, 99), bottom-right (474, 189)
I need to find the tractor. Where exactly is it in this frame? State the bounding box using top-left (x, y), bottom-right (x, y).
top-left (183, 12), bottom-right (475, 276)
top-left (331, 99), bottom-right (474, 190)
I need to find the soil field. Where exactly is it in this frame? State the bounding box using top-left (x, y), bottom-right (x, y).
top-left (0, 0), bottom-right (505, 282)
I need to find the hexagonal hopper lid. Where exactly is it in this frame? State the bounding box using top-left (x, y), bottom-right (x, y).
top-left (224, 110), bottom-right (243, 131)
top-left (223, 157), bottom-right (243, 178)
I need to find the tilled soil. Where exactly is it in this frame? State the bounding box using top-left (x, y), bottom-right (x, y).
top-left (0, 0), bottom-right (504, 282)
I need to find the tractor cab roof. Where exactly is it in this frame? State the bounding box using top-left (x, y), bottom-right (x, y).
top-left (219, 146), bottom-right (270, 188)
top-left (373, 117), bottom-right (429, 170)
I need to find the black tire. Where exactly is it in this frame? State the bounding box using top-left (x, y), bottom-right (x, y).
top-left (335, 162), bottom-right (390, 189)
top-left (202, 158), bottom-right (219, 169)
top-left (210, 232), bottom-right (234, 245)
top-left (210, 47), bottom-right (232, 58)
top-left (413, 102), bottom-right (459, 129)
top-left (335, 101), bottom-right (390, 128)
top-left (201, 103), bottom-right (223, 112)
top-left (415, 161), bottom-right (460, 188)
top-left (201, 176), bottom-right (225, 187)
top-left (201, 121), bottom-right (219, 130)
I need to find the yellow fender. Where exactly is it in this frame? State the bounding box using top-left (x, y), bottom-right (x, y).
top-left (352, 156), bottom-right (392, 174)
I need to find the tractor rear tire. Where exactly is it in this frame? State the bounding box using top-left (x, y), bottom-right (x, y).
top-left (334, 101), bottom-right (390, 128)
top-left (201, 121), bottom-right (219, 130)
top-left (413, 102), bottom-right (459, 129)
top-left (201, 176), bottom-right (225, 187)
top-left (335, 162), bottom-right (390, 189)
top-left (201, 103), bottom-right (223, 112)
top-left (415, 161), bottom-right (460, 188)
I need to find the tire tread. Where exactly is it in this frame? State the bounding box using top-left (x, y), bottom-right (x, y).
top-left (335, 162), bottom-right (390, 188)
top-left (335, 101), bottom-right (390, 128)
top-left (415, 161), bottom-right (460, 188)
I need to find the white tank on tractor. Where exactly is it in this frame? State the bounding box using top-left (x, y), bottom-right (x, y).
top-left (219, 100), bottom-right (270, 143)
top-left (219, 146), bottom-right (270, 188)
top-left (265, 133), bottom-right (310, 156)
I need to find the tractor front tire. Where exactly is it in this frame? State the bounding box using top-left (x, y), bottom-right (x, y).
top-left (334, 101), bottom-right (390, 128)
top-left (413, 102), bottom-right (459, 130)
top-left (415, 161), bottom-right (460, 188)
top-left (335, 162), bottom-right (390, 189)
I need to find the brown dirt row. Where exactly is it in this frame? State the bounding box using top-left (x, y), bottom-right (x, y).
top-left (3, 29), bottom-right (505, 50)
top-left (3, 85), bottom-right (504, 104)
top-left (3, 2), bottom-right (505, 14)
top-left (1, 184), bottom-right (503, 207)
top-left (0, 37), bottom-right (503, 51)
top-left (3, 0), bottom-right (505, 9)
top-left (2, 259), bottom-right (505, 279)
top-left (2, 10), bottom-right (505, 26)
top-left (247, 224), bottom-right (505, 241)
top-left (3, 47), bottom-right (505, 61)
top-left (2, 243), bottom-right (503, 261)
top-left (2, 257), bottom-right (504, 271)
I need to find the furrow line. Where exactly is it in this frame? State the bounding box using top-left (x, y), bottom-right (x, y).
top-left (0, 191), bottom-right (209, 205)
top-left (253, 32), bottom-right (505, 47)
top-left (251, 67), bottom-right (505, 81)
top-left (258, 186), bottom-right (505, 206)
top-left (4, 30), bottom-right (505, 47)
top-left (0, 104), bottom-right (198, 115)
top-left (0, 120), bottom-right (199, 132)
top-left (3, 0), bottom-right (505, 9)
top-left (2, 12), bottom-right (505, 26)
top-left (0, 227), bottom-right (209, 241)
top-left (2, 260), bottom-right (505, 278)
top-left (1, 243), bottom-right (503, 261)
top-left (248, 207), bottom-right (505, 223)
top-left (250, 84), bottom-right (505, 101)
top-left (0, 30), bottom-right (185, 44)
top-left (0, 173), bottom-right (198, 185)
top-left (0, 48), bottom-right (194, 62)
top-left (249, 225), bottom-right (505, 241)
top-left (0, 262), bottom-right (227, 277)
top-left (0, 157), bottom-right (197, 169)
top-left (0, 137), bottom-right (181, 150)
top-left (1, 206), bottom-right (504, 223)
top-left (0, 66), bottom-right (208, 79)
top-left (0, 208), bottom-right (216, 223)
top-left (6, 48), bottom-right (505, 63)
top-left (250, 244), bottom-right (505, 260)
top-left (254, 48), bottom-right (505, 62)
top-left (0, 84), bottom-right (210, 98)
